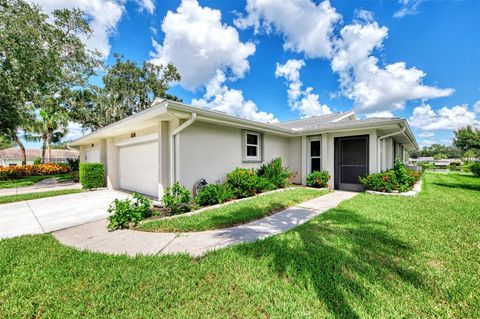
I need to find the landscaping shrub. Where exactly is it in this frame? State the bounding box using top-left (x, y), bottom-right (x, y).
top-left (33, 157), bottom-right (42, 165)
top-left (359, 170), bottom-right (398, 193)
top-left (256, 157), bottom-right (293, 188)
top-left (360, 160), bottom-right (422, 192)
top-left (196, 183), bottom-right (234, 206)
top-left (471, 162), bottom-right (480, 176)
top-left (107, 193), bottom-right (152, 230)
top-left (67, 158), bottom-right (80, 172)
top-left (255, 176), bottom-right (277, 193)
top-left (67, 158), bottom-right (80, 182)
top-left (79, 163), bottom-right (104, 189)
top-left (306, 170), bottom-right (330, 188)
top-left (0, 163), bottom-right (70, 180)
top-left (225, 168), bottom-right (259, 198)
top-left (162, 182), bottom-right (194, 214)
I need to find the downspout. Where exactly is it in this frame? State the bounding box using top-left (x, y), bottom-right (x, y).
top-left (169, 112), bottom-right (197, 185)
top-left (377, 125), bottom-right (406, 172)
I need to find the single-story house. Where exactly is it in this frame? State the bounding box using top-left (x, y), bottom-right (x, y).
top-left (71, 99), bottom-right (418, 199)
top-left (0, 147), bottom-right (79, 166)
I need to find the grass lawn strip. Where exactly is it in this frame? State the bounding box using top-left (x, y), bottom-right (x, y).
top-left (0, 174), bottom-right (73, 189)
top-left (0, 189), bottom-right (83, 204)
top-left (138, 188), bottom-right (329, 232)
top-left (0, 173), bottom-right (478, 318)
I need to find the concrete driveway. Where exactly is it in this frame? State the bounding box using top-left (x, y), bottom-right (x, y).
top-left (0, 190), bottom-right (130, 239)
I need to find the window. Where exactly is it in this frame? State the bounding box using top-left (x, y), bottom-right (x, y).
top-left (244, 131), bottom-right (261, 162)
top-left (309, 139), bottom-right (321, 172)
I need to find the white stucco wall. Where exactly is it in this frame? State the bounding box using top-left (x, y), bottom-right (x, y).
top-left (177, 121), bottom-right (292, 191)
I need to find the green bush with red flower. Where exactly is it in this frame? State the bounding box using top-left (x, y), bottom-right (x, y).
top-left (306, 171), bottom-right (330, 188)
top-left (0, 163), bottom-right (70, 180)
top-left (359, 159), bottom-right (422, 193)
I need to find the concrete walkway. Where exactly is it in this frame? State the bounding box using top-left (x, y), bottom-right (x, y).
top-left (54, 191), bottom-right (357, 257)
top-left (0, 180), bottom-right (82, 196)
top-left (0, 190), bottom-right (129, 239)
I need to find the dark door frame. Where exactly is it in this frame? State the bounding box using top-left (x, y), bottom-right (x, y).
top-left (334, 135), bottom-right (369, 191)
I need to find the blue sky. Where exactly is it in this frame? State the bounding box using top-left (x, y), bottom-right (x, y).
top-left (29, 0), bottom-right (480, 148)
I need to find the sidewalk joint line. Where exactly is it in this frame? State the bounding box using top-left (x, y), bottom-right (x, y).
top-left (25, 201), bottom-right (46, 233)
top-left (157, 234), bottom-right (180, 254)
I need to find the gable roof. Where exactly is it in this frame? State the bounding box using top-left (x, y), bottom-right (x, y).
top-left (0, 147), bottom-right (79, 160)
top-left (71, 99), bottom-right (418, 150)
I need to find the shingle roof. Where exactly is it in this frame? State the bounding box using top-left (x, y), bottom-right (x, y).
top-left (272, 113), bottom-right (401, 131)
top-left (0, 147), bottom-right (79, 160)
top-left (272, 113), bottom-right (348, 130)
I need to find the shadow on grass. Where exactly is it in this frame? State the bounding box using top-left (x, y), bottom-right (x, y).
top-left (233, 208), bottom-right (425, 318)
top-left (431, 174), bottom-right (480, 192)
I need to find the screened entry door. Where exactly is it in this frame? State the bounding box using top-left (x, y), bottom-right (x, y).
top-left (334, 135), bottom-right (369, 191)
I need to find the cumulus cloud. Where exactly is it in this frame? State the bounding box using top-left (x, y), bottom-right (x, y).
top-left (235, 0), bottom-right (341, 58)
top-left (275, 59), bottom-right (331, 118)
top-left (32, 0), bottom-right (154, 58)
top-left (332, 21), bottom-right (454, 113)
top-left (409, 104), bottom-right (478, 130)
top-left (365, 111), bottom-right (394, 118)
top-left (473, 100), bottom-right (480, 113)
top-left (191, 71), bottom-right (277, 123)
top-left (418, 131), bottom-right (435, 138)
top-left (150, 0), bottom-right (255, 90)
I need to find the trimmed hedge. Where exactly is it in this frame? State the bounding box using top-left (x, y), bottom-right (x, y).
top-left (0, 163), bottom-right (70, 180)
top-left (79, 163), bottom-right (105, 189)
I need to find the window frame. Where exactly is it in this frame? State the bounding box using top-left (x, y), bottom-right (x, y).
top-left (308, 136), bottom-right (322, 173)
top-left (243, 131), bottom-right (262, 162)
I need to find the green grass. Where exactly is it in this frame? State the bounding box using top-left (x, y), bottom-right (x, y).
top-left (138, 188), bottom-right (329, 232)
top-left (0, 173), bottom-right (479, 318)
top-left (0, 174), bottom-right (73, 189)
top-left (0, 189), bottom-right (83, 204)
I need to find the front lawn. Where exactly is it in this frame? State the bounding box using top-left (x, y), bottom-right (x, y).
top-left (138, 187), bottom-right (328, 232)
top-left (0, 174), bottom-right (73, 189)
top-left (0, 189), bottom-right (83, 204)
top-left (0, 173), bottom-right (478, 318)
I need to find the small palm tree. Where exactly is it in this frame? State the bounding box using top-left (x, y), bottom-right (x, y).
top-left (24, 97), bottom-right (68, 163)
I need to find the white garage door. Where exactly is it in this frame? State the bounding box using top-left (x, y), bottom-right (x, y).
top-left (118, 141), bottom-right (158, 197)
top-left (85, 148), bottom-right (100, 163)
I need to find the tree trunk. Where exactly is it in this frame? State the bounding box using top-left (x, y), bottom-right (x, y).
top-left (14, 134), bottom-right (27, 165)
top-left (42, 132), bottom-right (47, 163)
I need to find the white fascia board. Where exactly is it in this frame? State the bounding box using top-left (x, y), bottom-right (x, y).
top-left (71, 100), bottom-right (168, 146)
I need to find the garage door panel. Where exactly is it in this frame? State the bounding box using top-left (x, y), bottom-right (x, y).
top-left (119, 142), bottom-right (158, 197)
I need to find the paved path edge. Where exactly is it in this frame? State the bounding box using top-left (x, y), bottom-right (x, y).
top-left (53, 190), bottom-right (357, 257)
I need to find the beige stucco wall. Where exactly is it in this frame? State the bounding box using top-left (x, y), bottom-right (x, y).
top-left (177, 121), bottom-right (293, 191)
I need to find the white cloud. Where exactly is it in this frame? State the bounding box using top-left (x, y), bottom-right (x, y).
top-left (235, 0), bottom-right (341, 58)
top-left (150, 0), bottom-right (255, 90)
top-left (136, 0), bottom-right (155, 14)
top-left (409, 104), bottom-right (478, 130)
top-left (419, 139), bottom-right (437, 147)
top-left (332, 21), bottom-right (454, 113)
top-left (473, 100), bottom-right (480, 113)
top-left (365, 111), bottom-right (394, 118)
top-left (64, 122), bottom-right (90, 141)
top-left (394, 0), bottom-right (422, 18)
top-left (418, 131), bottom-right (434, 138)
top-left (191, 71), bottom-right (277, 123)
top-left (32, 0), bottom-right (153, 58)
top-left (275, 59), bottom-right (331, 117)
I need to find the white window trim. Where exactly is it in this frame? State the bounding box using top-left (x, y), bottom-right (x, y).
top-left (244, 131), bottom-right (262, 162)
top-left (307, 136), bottom-right (321, 173)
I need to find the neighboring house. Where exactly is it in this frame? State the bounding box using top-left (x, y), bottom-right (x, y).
top-left (408, 157), bottom-right (463, 167)
top-left (0, 147), bottom-right (79, 166)
top-left (72, 99), bottom-right (418, 199)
